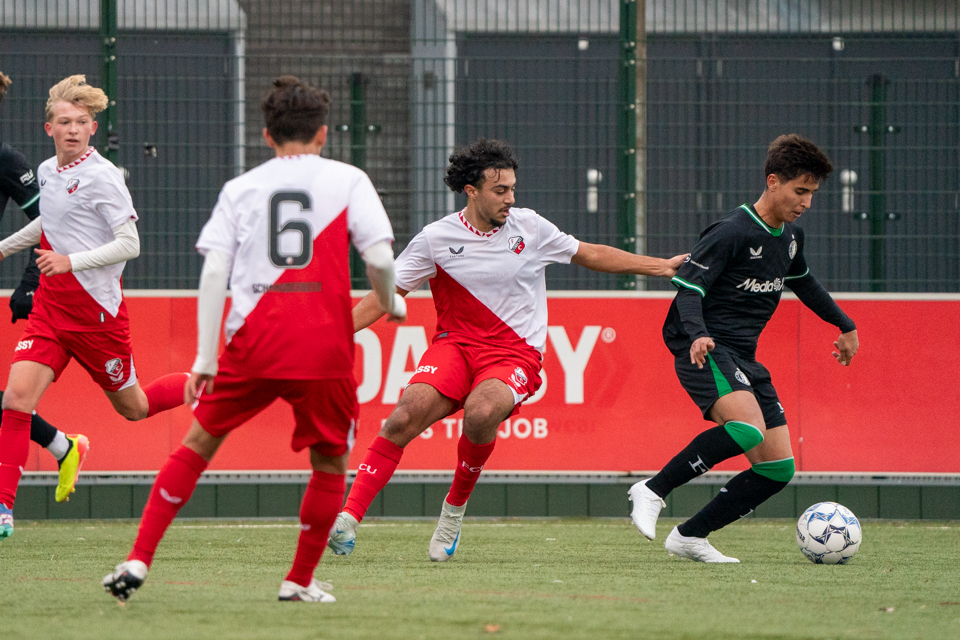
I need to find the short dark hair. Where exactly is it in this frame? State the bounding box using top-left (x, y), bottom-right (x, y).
top-left (444, 138), bottom-right (519, 193)
top-left (764, 134), bottom-right (833, 183)
top-left (261, 76), bottom-right (330, 145)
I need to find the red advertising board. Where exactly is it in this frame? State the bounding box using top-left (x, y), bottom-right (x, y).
top-left (7, 292), bottom-right (959, 474)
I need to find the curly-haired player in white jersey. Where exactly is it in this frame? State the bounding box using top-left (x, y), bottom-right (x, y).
top-left (103, 76), bottom-right (404, 603)
top-left (327, 138), bottom-right (687, 562)
top-left (0, 76), bottom-right (190, 541)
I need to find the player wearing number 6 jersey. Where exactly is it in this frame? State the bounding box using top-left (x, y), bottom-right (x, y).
top-left (0, 75), bottom-right (190, 541)
top-left (327, 138), bottom-right (687, 562)
top-left (104, 76), bottom-right (403, 603)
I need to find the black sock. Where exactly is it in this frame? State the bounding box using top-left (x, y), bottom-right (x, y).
top-left (30, 412), bottom-right (60, 448)
top-left (677, 469), bottom-right (789, 538)
top-left (646, 426), bottom-right (745, 498)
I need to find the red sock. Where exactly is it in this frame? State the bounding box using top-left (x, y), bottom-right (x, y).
top-left (285, 471), bottom-right (346, 587)
top-left (342, 436), bottom-right (404, 522)
top-left (446, 435), bottom-right (496, 507)
top-left (129, 446), bottom-right (207, 566)
top-left (0, 410), bottom-right (32, 508)
top-left (144, 373), bottom-right (189, 418)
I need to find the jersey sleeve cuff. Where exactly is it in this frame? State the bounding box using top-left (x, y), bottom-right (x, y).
top-left (671, 276), bottom-right (706, 297)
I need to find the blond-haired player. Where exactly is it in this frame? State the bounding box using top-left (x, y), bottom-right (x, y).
top-left (0, 75), bottom-right (190, 540)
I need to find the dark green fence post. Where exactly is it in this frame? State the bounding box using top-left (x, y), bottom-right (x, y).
top-left (350, 72), bottom-right (366, 170)
top-left (867, 74), bottom-right (889, 293)
top-left (99, 0), bottom-right (118, 164)
top-left (617, 0), bottom-right (639, 290)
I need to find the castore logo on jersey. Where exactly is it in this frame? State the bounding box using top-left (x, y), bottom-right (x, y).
top-left (448, 246), bottom-right (464, 257)
top-left (750, 246), bottom-right (763, 259)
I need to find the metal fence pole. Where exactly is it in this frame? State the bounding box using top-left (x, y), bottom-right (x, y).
top-left (617, 0), bottom-right (639, 290)
top-left (99, 0), bottom-right (119, 164)
top-left (867, 74), bottom-right (890, 293)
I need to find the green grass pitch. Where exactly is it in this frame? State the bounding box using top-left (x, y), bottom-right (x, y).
top-left (2, 518), bottom-right (958, 640)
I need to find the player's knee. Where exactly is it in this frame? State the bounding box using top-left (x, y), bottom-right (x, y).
top-left (723, 420), bottom-right (764, 452)
top-left (0, 388), bottom-right (36, 413)
top-left (751, 456), bottom-right (796, 483)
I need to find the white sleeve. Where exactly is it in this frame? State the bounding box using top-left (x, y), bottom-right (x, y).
top-left (0, 217), bottom-right (43, 258)
top-left (192, 249), bottom-right (233, 376)
top-left (68, 218), bottom-right (140, 272)
top-left (196, 189), bottom-right (240, 258)
top-left (92, 167), bottom-right (139, 226)
top-left (347, 171), bottom-right (394, 254)
top-left (393, 231), bottom-right (437, 292)
top-left (536, 214), bottom-right (580, 265)
top-left (361, 240), bottom-right (402, 315)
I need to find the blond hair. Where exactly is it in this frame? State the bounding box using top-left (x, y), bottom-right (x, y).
top-left (0, 71), bottom-right (11, 104)
top-left (45, 75), bottom-right (109, 120)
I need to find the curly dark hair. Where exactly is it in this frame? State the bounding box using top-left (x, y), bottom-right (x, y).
top-left (261, 75), bottom-right (331, 145)
top-left (444, 138), bottom-right (519, 193)
top-left (764, 134), bottom-right (833, 183)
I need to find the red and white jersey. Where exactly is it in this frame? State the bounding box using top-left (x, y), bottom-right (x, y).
top-left (396, 207), bottom-right (579, 353)
top-left (33, 147), bottom-right (138, 331)
top-left (196, 154), bottom-right (394, 379)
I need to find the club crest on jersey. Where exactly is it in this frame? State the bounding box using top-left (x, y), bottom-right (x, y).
top-left (734, 368), bottom-right (751, 386)
top-left (508, 236), bottom-right (525, 255)
top-left (749, 246), bottom-right (763, 259)
top-left (19, 170), bottom-right (35, 185)
top-left (105, 357), bottom-right (124, 383)
top-left (789, 239), bottom-right (798, 259)
top-left (66, 178), bottom-right (80, 194)
top-left (448, 246), bottom-right (464, 257)
top-left (509, 366), bottom-right (528, 389)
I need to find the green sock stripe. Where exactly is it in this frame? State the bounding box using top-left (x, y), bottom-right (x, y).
top-left (723, 420), bottom-right (764, 452)
top-left (752, 457), bottom-right (796, 483)
top-left (706, 353), bottom-right (733, 398)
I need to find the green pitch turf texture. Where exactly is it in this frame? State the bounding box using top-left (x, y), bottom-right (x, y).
top-left (2, 518), bottom-right (958, 640)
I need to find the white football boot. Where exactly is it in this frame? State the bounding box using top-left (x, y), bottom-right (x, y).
top-left (278, 579), bottom-right (336, 603)
top-left (102, 560), bottom-right (149, 601)
top-left (326, 512), bottom-right (359, 556)
top-left (664, 526), bottom-right (740, 563)
top-left (428, 499), bottom-right (467, 562)
top-left (628, 479), bottom-right (666, 540)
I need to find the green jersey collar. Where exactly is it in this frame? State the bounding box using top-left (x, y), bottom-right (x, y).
top-left (740, 203), bottom-right (784, 237)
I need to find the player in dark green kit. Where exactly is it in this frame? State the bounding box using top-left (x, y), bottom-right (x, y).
top-left (0, 72), bottom-right (88, 523)
top-left (629, 134), bottom-right (859, 562)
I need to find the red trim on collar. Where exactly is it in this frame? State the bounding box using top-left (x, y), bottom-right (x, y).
top-left (276, 154), bottom-right (312, 160)
top-left (458, 209), bottom-right (501, 238)
top-left (58, 147), bottom-right (95, 173)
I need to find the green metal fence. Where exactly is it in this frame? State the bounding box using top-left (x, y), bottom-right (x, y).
top-left (0, 1), bottom-right (957, 291)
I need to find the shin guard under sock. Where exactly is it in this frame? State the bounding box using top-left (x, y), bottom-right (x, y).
top-left (646, 423), bottom-right (759, 498)
top-left (129, 446), bottom-right (208, 566)
top-left (144, 373), bottom-right (190, 418)
top-left (446, 436), bottom-right (496, 507)
top-left (285, 471), bottom-right (346, 587)
top-left (677, 466), bottom-right (791, 538)
top-left (342, 436), bottom-right (404, 522)
top-left (0, 410), bottom-right (31, 508)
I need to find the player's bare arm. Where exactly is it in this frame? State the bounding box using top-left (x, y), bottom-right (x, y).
top-left (570, 242), bottom-right (687, 277)
top-left (353, 286), bottom-right (409, 332)
top-left (833, 329), bottom-right (858, 366)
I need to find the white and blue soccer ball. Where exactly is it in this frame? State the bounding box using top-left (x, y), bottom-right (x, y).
top-left (796, 502), bottom-right (862, 564)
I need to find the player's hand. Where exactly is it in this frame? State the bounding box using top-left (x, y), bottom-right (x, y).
top-left (10, 261), bottom-right (40, 323)
top-left (662, 254), bottom-right (690, 278)
top-left (186, 372), bottom-right (215, 404)
top-left (832, 329), bottom-right (858, 366)
top-left (386, 293), bottom-right (407, 324)
top-left (690, 336), bottom-right (715, 369)
top-left (34, 249), bottom-right (73, 275)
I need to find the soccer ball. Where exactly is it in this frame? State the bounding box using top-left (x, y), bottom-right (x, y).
top-left (796, 502), bottom-right (862, 564)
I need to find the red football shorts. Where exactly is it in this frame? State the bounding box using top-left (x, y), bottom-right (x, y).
top-left (12, 314), bottom-right (137, 392)
top-left (194, 364), bottom-right (359, 457)
top-left (407, 337), bottom-right (542, 417)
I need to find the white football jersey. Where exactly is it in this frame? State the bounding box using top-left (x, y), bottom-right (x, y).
top-left (33, 147), bottom-right (138, 331)
top-left (396, 207), bottom-right (579, 352)
top-left (196, 154), bottom-right (394, 379)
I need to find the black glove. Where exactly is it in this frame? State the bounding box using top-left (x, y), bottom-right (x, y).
top-left (10, 245), bottom-right (41, 323)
